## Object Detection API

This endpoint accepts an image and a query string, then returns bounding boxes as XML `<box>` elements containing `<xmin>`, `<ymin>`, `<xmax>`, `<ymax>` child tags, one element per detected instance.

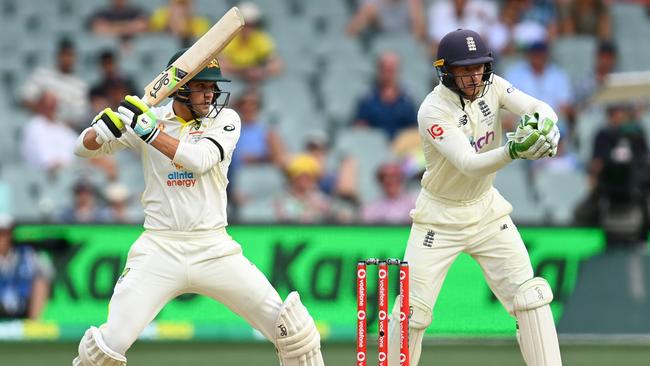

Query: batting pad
<box><xmin>275</xmin><ymin>291</ymin><xmax>324</xmax><ymax>366</ymax></box>
<box><xmin>387</xmin><ymin>295</ymin><xmax>432</xmax><ymax>366</ymax></box>
<box><xmin>513</xmin><ymin>277</ymin><xmax>562</xmax><ymax>366</ymax></box>
<box><xmin>74</xmin><ymin>326</ymin><xmax>126</xmax><ymax>366</ymax></box>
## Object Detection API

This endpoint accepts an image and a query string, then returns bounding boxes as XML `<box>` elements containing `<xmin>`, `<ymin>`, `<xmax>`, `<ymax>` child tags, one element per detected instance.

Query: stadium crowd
<box><xmin>0</xmin><ymin>0</ymin><xmax>649</xmax><ymax>227</ymax></box>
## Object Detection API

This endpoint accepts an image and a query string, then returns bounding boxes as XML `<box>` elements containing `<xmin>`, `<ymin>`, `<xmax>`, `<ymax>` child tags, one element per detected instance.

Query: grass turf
<box><xmin>1</xmin><ymin>341</ymin><xmax>649</xmax><ymax>365</ymax></box>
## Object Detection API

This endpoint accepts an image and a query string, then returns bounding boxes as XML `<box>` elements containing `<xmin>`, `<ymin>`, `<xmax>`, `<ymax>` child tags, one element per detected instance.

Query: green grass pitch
<box><xmin>1</xmin><ymin>341</ymin><xmax>649</xmax><ymax>365</ymax></box>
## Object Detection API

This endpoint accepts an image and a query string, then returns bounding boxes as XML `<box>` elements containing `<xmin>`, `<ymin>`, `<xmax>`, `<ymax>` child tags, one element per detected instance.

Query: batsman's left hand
<box><xmin>117</xmin><ymin>95</ymin><xmax>160</xmax><ymax>144</ymax></box>
<box><xmin>91</xmin><ymin>108</ymin><xmax>124</xmax><ymax>144</ymax></box>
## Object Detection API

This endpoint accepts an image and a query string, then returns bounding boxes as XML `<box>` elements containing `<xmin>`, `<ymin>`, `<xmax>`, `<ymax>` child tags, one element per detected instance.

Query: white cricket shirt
<box><xmin>75</xmin><ymin>102</ymin><xmax>240</xmax><ymax>231</ymax></box>
<box><xmin>418</xmin><ymin>74</ymin><xmax>557</xmax><ymax>202</ymax></box>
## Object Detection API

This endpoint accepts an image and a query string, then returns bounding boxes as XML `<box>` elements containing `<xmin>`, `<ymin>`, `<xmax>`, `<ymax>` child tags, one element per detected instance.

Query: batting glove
<box><xmin>117</xmin><ymin>95</ymin><xmax>160</xmax><ymax>144</ymax></box>
<box><xmin>506</xmin><ymin>114</ymin><xmax>552</xmax><ymax>160</ymax></box>
<box><xmin>91</xmin><ymin>108</ymin><xmax>125</xmax><ymax>144</ymax></box>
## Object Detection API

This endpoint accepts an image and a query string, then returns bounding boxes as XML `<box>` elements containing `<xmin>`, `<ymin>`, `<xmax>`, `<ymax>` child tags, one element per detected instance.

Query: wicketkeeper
<box><xmin>387</xmin><ymin>29</ymin><xmax>562</xmax><ymax>366</ymax></box>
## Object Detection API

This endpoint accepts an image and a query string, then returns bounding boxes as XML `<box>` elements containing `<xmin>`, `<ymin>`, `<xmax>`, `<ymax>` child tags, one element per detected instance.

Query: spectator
<box><xmin>99</xmin><ymin>182</ymin><xmax>139</xmax><ymax>223</ymax></box>
<box><xmin>509</xmin><ymin>0</ymin><xmax>558</xmax><ymax>46</ymax></box>
<box><xmin>230</xmin><ymin>88</ymin><xmax>286</xmax><ymax>171</ymax></box>
<box><xmin>574</xmin><ymin>41</ymin><xmax>618</xmax><ymax>109</ymax></box>
<box><xmin>391</xmin><ymin>127</ymin><xmax>426</xmax><ymax>183</ymax></box>
<box><xmin>352</xmin><ymin>51</ymin><xmax>417</xmax><ymax>141</ymax></box>
<box><xmin>576</xmin><ymin>103</ymin><xmax>650</xmax><ymax>248</ymax></box>
<box><xmin>303</xmin><ymin>130</ymin><xmax>358</xmax><ymax>199</ymax></box>
<box><xmin>220</xmin><ymin>2</ymin><xmax>283</xmax><ymax>84</ymax></box>
<box><xmin>361</xmin><ymin>162</ymin><xmax>417</xmax><ymax>224</ymax></box>
<box><xmin>558</xmin><ymin>0</ymin><xmax>611</xmax><ymax>40</ymax></box>
<box><xmin>87</xmin><ymin>0</ymin><xmax>148</xmax><ymax>43</ymax></box>
<box><xmin>20</xmin><ymin>91</ymin><xmax>78</xmax><ymax>175</ymax></box>
<box><xmin>427</xmin><ymin>0</ymin><xmax>504</xmax><ymax>54</ymax></box>
<box><xmin>0</xmin><ymin>215</ymin><xmax>54</xmax><ymax>319</ymax></box>
<box><xmin>273</xmin><ymin>154</ymin><xmax>331</xmax><ymax>223</ymax></box>
<box><xmin>57</xmin><ymin>180</ymin><xmax>104</xmax><ymax>223</ymax></box>
<box><xmin>149</xmin><ymin>0</ymin><xmax>210</xmax><ymax>47</ymax></box>
<box><xmin>504</xmin><ymin>41</ymin><xmax>574</xmax><ymax>136</ymax></box>
<box><xmin>590</xmin><ymin>104</ymin><xmax>648</xmax><ymax>194</ymax></box>
<box><xmin>90</xmin><ymin>50</ymin><xmax>138</xmax><ymax>110</ymax></box>
<box><xmin>20</xmin><ymin>38</ymin><xmax>89</xmax><ymax>130</ymax></box>
<box><xmin>346</xmin><ymin>0</ymin><xmax>426</xmax><ymax>40</ymax></box>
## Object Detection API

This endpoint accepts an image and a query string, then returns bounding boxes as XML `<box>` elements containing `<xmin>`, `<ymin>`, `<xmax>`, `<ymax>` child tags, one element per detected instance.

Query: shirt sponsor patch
<box><xmin>167</xmin><ymin>171</ymin><xmax>197</xmax><ymax>187</ymax></box>
<box><xmin>427</xmin><ymin>124</ymin><xmax>444</xmax><ymax>140</ymax></box>
<box><xmin>470</xmin><ymin>130</ymin><xmax>495</xmax><ymax>152</ymax></box>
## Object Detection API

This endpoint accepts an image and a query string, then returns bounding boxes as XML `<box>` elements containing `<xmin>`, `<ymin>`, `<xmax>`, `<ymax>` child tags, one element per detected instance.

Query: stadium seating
<box><xmin>1</xmin><ymin>0</ymin><xmax>648</xmax><ymax>225</ymax></box>
<box><xmin>233</xmin><ymin>165</ymin><xmax>286</xmax><ymax>223</ymax></box>
<box><xmin>333</xmin><ymin>128</ymin><xmax>390</xmax><ymax>203</ymax></box>
<box><xmin>493</xmin><ymin>163</ymin><xmax>546</xmax><ymax>223</ymax></box>
<box><xmin>535</xmin><ymin>170</ymin><xmax>588</xmax><ymax>225</ymax></box>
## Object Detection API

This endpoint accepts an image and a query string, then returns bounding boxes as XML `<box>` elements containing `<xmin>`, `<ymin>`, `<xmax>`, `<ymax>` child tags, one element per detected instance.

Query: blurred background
<box><xmin>1</xmin><ymin>0</ymin><xmax>650</xmax><ymax>364</ymax></box>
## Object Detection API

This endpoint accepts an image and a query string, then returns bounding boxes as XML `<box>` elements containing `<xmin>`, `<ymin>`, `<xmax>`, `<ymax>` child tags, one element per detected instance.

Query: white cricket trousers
<box><xmin>99</xmin><ymin>229</ymin><xmax>283</xmax><ymax>355</ymax></box>
<box><xmin>406</xmin><ymin>188</ymin><xmax>534</xmax><ymax>314</ymax></box>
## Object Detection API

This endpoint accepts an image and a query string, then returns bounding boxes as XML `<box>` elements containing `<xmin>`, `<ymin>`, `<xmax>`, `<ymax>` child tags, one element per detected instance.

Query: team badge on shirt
<box><xmin>478</xmin><ymin>100</ymin><xmax>491</xmax><ymax>117</ymax></box>
<box><xmin>189</xmin><ymin>130</ymin><xmax>204</xmax><ymax>143</ymax></box>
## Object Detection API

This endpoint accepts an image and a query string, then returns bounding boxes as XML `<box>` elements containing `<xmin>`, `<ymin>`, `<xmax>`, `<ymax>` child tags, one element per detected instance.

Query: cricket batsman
<box><xmin>71</xmin><ymin>49</ymin><xmax>324</xmax><ymax>366</ymax></box>
<box><xmin>387</xmin><ymin>29</ymin><xmax>562</xmax><ymax>365</ymax></box>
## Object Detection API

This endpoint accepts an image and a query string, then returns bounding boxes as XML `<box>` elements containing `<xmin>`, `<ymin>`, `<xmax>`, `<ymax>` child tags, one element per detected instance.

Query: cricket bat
<box><xmin>142</xmin><ymin>7</ymin><xmax>245</xmax><ymax>106</ymax></box>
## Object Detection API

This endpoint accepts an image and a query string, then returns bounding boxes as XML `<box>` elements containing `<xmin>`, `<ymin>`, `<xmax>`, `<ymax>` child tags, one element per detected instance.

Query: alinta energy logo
<box><xmin>167</xmin><ymin>170</ymin><xmax>197</xmax><ymax>187</ymax></box>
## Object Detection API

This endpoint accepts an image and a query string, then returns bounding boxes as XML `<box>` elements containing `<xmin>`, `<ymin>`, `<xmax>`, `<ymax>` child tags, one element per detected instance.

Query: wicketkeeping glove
<box><xmin>117</xmin><ymin>95</ymin><xmax>160</xmax><ymax>144</ymax></box>
<box><xmin>91</xmin><ymin>108</ymin><xmax>125</xmax><ymax>144</ymax></box>
<box><xmin>506</xmin><ymin>114</ymin><xmax>553</xmax><ymax>160</ymax></box>
<box><xmin>533</xmin><ymin>113</ymin><xmax>560</xmax><ymax>157</ymax></box>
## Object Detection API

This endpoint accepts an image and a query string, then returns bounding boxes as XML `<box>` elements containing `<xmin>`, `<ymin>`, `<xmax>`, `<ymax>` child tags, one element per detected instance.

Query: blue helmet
<box><xmin>434</xmin><ymin>29</ymin><xmax>494</xmax><ymax>98</ymax></box>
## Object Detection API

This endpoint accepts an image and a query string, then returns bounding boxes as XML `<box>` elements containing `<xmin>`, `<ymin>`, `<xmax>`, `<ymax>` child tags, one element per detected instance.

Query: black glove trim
<box><xmin>119</xmin><ymin>101</ymin><xmax>143</xmax><ymax>125</ymax></box>
<box><xmin>100</xmin><ymin>113</ymin><xmax>122</xmax><ymax>138</ymax></box>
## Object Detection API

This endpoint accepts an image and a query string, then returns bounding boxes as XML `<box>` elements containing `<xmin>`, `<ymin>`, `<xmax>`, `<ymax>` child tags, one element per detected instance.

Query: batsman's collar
<box><xmin>175</xmin><ymin>115</ymin><xmax>198</xmax><ymax>127</ymax></box>
<box><xmin>164</xmin><ymin>103</ymin><xmax>198</xmax><ymax>127</ymax></box>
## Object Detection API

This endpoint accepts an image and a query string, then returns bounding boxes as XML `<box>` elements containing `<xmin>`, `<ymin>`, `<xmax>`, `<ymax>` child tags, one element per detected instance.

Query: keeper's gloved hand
<box><xmin>117</xmin><ymin>95</ymin><xmax>160</xmax><ymax>144</ymax></box>
<box><xmin>506</xmin><ymin>114</ymin><xmax>553</xmax><ymax>160</ymax></box>
<box><xmin>91</xmin><ymin>108</ymin><xmax>124</xmax><ymax>144</ymax></box>
<box><xmin>533</xmin><ymin>112</ymin><xmax>560</xmax><ymax>157</ymax></box>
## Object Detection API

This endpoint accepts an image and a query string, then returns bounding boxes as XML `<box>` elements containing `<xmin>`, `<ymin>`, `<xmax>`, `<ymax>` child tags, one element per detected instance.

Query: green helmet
<box><xmin>167</xmin><ymin>48</ymin><xmax>231</xmax><ymax>84</ymax></box>
<box><xmin>167</xmin><ymin>48</ymin><xmax>231</xmax><ymax>118</ymax></box>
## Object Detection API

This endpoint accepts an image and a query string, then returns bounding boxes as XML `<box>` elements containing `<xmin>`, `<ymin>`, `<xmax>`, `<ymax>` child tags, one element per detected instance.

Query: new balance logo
<box><xmin>457</xmin><ymin>114</ymin><xmax>468</xmax><ymax>127</ymax></box>
<box><xmin>423</xmin><ymin>230</ymin><xmax>435</xmax><ymax>247</ymax></box>
<box><xmin>466</xmin><ymin>37</ymin><xmax>476</xmax><ymax>51</ymax></box>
